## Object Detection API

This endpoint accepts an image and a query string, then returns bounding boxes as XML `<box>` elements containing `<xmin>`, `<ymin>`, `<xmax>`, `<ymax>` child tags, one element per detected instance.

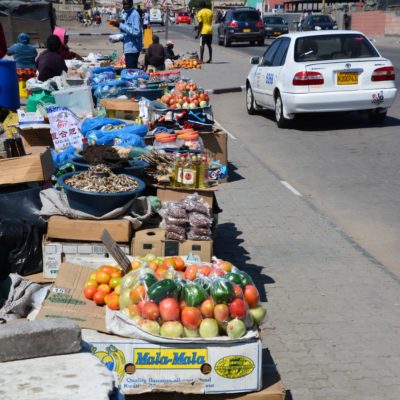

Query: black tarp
<box><xmin>0</xmin><ymin>1</ymin><xmax>52</xmax><ymax>20</ymax></box>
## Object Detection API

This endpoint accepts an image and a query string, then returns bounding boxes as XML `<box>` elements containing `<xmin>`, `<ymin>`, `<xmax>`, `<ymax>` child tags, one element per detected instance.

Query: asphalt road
<box><xmin>171</xmin><ymin>23</ymin><xmax>400</xmax><ymax>276</ymax></box>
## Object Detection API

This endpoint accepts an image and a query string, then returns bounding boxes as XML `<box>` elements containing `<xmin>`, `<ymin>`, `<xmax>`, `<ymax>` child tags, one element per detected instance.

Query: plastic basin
<box><xmin>58</xmin><ymin>172</ymin><xmax>146</xmax><ymax>216</ymax></box>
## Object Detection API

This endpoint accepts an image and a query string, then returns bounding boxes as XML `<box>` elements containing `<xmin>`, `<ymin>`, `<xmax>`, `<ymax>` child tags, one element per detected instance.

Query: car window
<box><xmin>264</xmin><ymin>17</ymin><xmax>285</xmax><ymax>24</ymax></box>
<box><xmin>294</xmin><ymin>34</ymin><xmax>379</xmax><ymax>62</ymax></box>
<box><xmin>179</xmin><ymin>12</ymin><xmax>189</xmax><ymax>16</ymax></box>
<box><xmin>272</xmin><ymin>38</ymin><xmax>290</xmax><ymax>66</ymax></box>
<box><xmin>261</xmin><ymin>40</ymin><xmax>282</xmax><ymax>67</ymax></box>
<box><xmin>233</xmin><ymin>11</ymin><xmax>260</xmax><ymax>22</ymax></box>
<box><xmin>310</xmin><ymin>15</ymin><xmax>332</xmax><ymax>23</ymax></box>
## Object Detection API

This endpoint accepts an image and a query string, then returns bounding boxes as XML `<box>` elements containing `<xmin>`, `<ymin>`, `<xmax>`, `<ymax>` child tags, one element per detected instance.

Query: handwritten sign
<box><xmin>46</xmin><ymin>106</ymin><xmax>84</xmax><ymax>151</ymax></box>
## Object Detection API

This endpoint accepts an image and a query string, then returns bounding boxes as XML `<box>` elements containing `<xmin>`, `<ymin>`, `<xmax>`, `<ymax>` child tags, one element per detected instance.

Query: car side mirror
<box><xmin>250</xmin><ymin>56</ymin><xmax>260</xmax><ymax>65</ymax></box>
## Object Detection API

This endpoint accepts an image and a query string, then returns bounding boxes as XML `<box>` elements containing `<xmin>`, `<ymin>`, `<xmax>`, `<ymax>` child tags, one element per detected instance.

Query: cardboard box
<box><xmin>47</xmin><ymin>216</ymin><xmax>133</xmax><ymax>243</ymax></box>
<box><xmin>100</xmin><ymin>98</ymin><xmax>140</xmax><ymax>120</ymax></box>
<box><xmin>132</xmin><ymin>229</ymin><xmax>213</xmax><ymax>262</ymax></box>
<box><xmin>82</xmin><ymin>329</ymin><xmax>262</xmax><ymax>395</ymax></box>
<box><xmin>18</xmin><ymin>126</ymin><xmax>53</xmax><ymax>148</ymax></box>
<box><xmin>42</xmin><ymin>236</ymin><xmax>130</xmax><ymax>279</ymax></box>
<box><xmin>36</xmin><ymin>262</ymin><xmax>106</xmax><ymax>332</ymax></box>
<box><xmin>200</xmin><ymin>130</ymin><xmax>228</xmax><ymax>166</ymax></box>
<box><xmin>155</xmin><ymin>184</ymin><xmax>217</xmax><ymax>208</ymax></box>
<box><xmin>0</xmin><ymin>147</ymin><xmax>54</xmax><ymax>185</ymax></box>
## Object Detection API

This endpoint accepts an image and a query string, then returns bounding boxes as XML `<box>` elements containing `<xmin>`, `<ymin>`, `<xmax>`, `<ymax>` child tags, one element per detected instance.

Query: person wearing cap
<box><xmin>164</xmin><ymin>40</ymin><xmax>179</xmax><ymax>61</ymax></box>
<box><xmin>53</xmin><ymin>27</ymin><xmax>83</xmax><ymax>60</ymax></box>
<box><xmin>145</xmin><ymin>35</ymin><xmax>165</xmax><ymax>70</ymax></box>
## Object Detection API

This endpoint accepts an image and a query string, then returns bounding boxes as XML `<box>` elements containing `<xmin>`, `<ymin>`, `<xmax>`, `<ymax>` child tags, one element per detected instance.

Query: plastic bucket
<box><xmin>0</xmin><ymin>60</ymin><xmax>20</xmax><ymax>110</ymax></box>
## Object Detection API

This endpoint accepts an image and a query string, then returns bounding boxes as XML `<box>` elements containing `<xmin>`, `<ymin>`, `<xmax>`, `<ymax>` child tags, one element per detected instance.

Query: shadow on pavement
<box><xmin>214</xmin><ymin>222</ymin><xmax>274</xmax><ymax>303</ymax></box>
<box><xmin>260</xmin><ymin>109</ymin><xmax>400</xmax><ymax>131</ymax></box>
<box><xmin>227</xmin><ymin>162</ymin><xmax>245</xmax><ymax>183</ymax></box>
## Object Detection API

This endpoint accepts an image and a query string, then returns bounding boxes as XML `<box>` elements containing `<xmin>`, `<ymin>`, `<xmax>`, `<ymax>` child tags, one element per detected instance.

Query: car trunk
<box><xmin>304</xmin><ymin>58</ymin><xmax>391</xmax><ymax>93</ymax></box>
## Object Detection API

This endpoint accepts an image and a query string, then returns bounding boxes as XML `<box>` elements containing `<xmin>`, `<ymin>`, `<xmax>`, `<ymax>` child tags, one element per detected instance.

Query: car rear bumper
<box><xmin>283</xmin><ymin>88</ymin><xmax>398</xmax><ymax>114</ymax></box>
<box><xmin>229</xmin><ymin>32</ymin><xmax>264</xmax><ymax>41</ymax></box>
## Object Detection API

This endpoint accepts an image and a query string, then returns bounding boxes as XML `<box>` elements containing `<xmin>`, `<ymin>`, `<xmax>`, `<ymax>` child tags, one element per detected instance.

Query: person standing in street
<box><xmin>196</xmin><ymin>1</ymin><xmax>213</xmax><ymax>64</ymax></box>
<box><xmin>111</xmin><ymin>0</ymin><xmax>142</xmax><ymax>69</ymax></box>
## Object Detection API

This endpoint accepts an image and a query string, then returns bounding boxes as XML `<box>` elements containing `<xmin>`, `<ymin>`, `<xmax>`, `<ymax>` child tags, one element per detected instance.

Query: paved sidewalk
<box><xmin>215</xmin><ymin>139</ymin><xmax>400</xmax><ymax>399</ymax></box>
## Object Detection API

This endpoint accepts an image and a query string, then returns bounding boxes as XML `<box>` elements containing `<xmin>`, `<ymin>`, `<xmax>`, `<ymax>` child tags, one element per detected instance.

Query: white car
<box><xmin>149</xmin><ymin>8</ymin><xmax>164</xmax><ymax>25</ymax></box>
<box><xmin>245</xmin><ymin>30</ymin><xmax>398</xmax><ymax>128</ymax></box>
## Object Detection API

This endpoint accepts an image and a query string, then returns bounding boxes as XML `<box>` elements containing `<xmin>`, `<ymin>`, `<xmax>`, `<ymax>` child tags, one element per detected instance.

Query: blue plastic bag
<box><xmin>93</xmin><ymin>80</ymin><xmax>132</xmax><ymax>99</ymax></box>
<box><xmin>91</xmin><ymin>66</ymin><xmax>115</xmax><ymax>74</ymax></box>
<box><xmin>120</xmin><ymin>68</ymin><xmax>149</xmax><ymax>81</ymax></box>
<box><xmin>51</xmin><ymin>146</ymin><xmax>76</xmax><ymax>168</ymax></box>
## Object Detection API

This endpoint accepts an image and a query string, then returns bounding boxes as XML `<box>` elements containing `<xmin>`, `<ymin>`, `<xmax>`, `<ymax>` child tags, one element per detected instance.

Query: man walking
<box><xmin>111</xmin><ymin>0</ymin><xmax>142</xmax><ymax>69</ymax></box>
<box><xmin>196</xmin><ymin>2</ymin><xmax>213</xmax><ymax>64</ymax></box>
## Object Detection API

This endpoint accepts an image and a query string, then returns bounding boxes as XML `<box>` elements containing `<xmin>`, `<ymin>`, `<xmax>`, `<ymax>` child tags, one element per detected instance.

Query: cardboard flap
<box><xmin>36</xmin><ymin>263</ymin><xmax>106</xmax><ymax>332</ymax></box>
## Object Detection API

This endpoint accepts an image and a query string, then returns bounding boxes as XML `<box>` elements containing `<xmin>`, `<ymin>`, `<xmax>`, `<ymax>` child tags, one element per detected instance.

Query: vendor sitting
<box><xmin>36</xmin><ymin>35</ymin><xmax>68</xmax><ymax>82</ymax></box>
<box><xmin>7</xmin><ymin>33</ymin><xmax>37</xmax><ymax>80</ymax></box>
<box><xmin>53</xmin><ymin>27</ymin><xmax>84</xmax><ymax>61</ymax></box>
<box><xmin>144</xmin><ymin>35</ymin><xmax>165</xmax><ymax>71</ymax></box>
<box><xmin>164</xmin><ymin>40</ymin><xmax>179</xmax><ymax>61</ymax></box>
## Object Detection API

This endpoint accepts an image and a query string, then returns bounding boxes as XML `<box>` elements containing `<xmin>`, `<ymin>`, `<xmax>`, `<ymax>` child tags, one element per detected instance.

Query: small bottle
<box><xmin>81</xmin><ymin>137</ymin><xmax>89</xmax><ymax>152</ymax></box>
<box><xmin>176</xmin><ymin>154</ymin><xmax>185</xmax><ymax>187</ymax></box>
<box><xmin>198</xmin><ymin>155</ymin><xmax>209</xmax><ymax>189</ymax></box>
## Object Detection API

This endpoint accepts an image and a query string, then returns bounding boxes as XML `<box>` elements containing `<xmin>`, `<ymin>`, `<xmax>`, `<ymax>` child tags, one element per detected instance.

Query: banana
<box><xmin>107</xmin><ymin>345</ymin><xmax>126</xmax><ymax>382</ymax></box>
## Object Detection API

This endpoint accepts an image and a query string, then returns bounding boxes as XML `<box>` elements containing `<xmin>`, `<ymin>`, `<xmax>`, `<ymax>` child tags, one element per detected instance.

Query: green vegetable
<box><xmin>210</xmin><ymin>279</ymin><xmax>234</xmax><ymax>304</ymax></box>
<box><xmin>143</xmin><ymin>273</ymin><xmax>157</xmax><ymax>289</ymax></box>
<box><xmin>225</xmin><ymin>272</ymin><xmax>243</xmax><ymax>287</ymax></box>
<box><xmin>194</xmin><ymin>277</ymin><xmax>211</xmax><ymax>293</ymax></box>
<box><xmin>182</xmin><ymin>283</ymin><xmax>207</xmax><ymax>307</ymax></box>
<box><xmin>236</xmin><ymin>270</ymin><xmax>254</xmax><ymax>286</ymax></box>
<box><xmin>147</xmin><ymin>279</ymin><xmax>179</xmax><ymax>303</ymax></box>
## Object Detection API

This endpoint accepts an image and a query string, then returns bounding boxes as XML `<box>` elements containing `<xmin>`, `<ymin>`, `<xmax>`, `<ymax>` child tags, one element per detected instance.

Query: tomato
<box><xmin>210</xmin><ymin>268</ymin><xmax>226</xmax><ymax>277</ymax></box>
<box><xmin>85</xmin><ymin>279</ymin><xmax>98</xmax><ymax>289</ymax></box>
<box><xmin>162</xmin><ymin>257</ymin><xmax>176</xmax><ymax>270</ymax></box>
<box><xmin>159</xmin><ymin>297</ymin><xmax>180</xmax><ymax>321</ymax></box>
<box><xmin>129</xmin><ymin>285</ymin><xmax>146</xmax><ymax>304</ymax></box>
<box><xmin>244</xmin><ymin>285</ymin><xmax>260</xmax><ymax>308</ymax></box>
<box><xmin>172</xmin><ymin>257</ymin><xmax>185</xmax><ymax>271</ymax></box>
<box><xmin>229</xmin><ymin>298</ymin><xmax>247</xmax><ymax>319</ymax></box>
<box><xmin>109</xmin><ymin>276</ymin><xmax>121</xmax><ymax>289</ymax></box>
<box><xmin>109</xmin><ymin>270</ymin><xmax>123</xmax><ymax>278</ymax></box>
<box><xmin>93</xmin><ymin>290</ymin><xmax>106</xmax><ymax>306</ymax></box>
<box><xmin>181</xmin><ymin>307</ymin><xmax>202</xmax><ymax>329</ymax></box>
<box><xmin>198</xmin><ymin>265</ymin><xmax>212</xmax><ymax>276</ymax></box>
<box><xmin>179</xmin><ymin>299</ymin><xmax>187</xmax><ymax>311</ymax></box>
<box><xmin>106</xmin><ymin>293</ymin><xmax>120</xmax><ymax>311</ymax></box>
<box><xmin>214</xmin><ymin>303</ymin><xmax>229</xmax><ymax>322</ymax></box>
<box><xmin>142</xmin><ymin>301</ymin><xmax>160</xmax><ymax>320</ymax></box>
<box><xmin>184</xmin><ymin>265</ymin><xmax>198</xmax><ymax>281</ymax></box>
<box><xmin>200</xmin><ymin>299</ymin><xmax>215</xmax><ymax>318</ymax></box>
<box><xmin>95</xmin><ymin>271</ymin><xmax>111</xmax><ymax>285</ymax></box>
<box><xmin>155</xmin><ymin>266</ymin><xmax>168</xmax><ymax>280</ymax></box>
<box><xmin>84</xmin><ymin>285</ymin><xmax>96</xmax><ymax>300</ymax></box>
<box><xmin>232</xmin><ymin>284</ymin><xmax>243</xmax><ymax>298</ymax></box>
<box><xmin>98</xmin><ymin>265</ymin><xmax>116</xmax><ymax>275</ymax></box>
<box><xmin>148</xmin><ymin>261</ymin><xmax>159</xmax><ymax>271</ymax></box>
<box><xmin>97</xmin><ymin>284</ymin><xmax>111</xmax><ymax>295</ymax></box>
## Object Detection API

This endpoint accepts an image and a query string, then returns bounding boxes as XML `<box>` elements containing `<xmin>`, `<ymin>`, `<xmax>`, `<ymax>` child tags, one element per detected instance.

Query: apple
<box><xmin>248</xmin><ymin>305</ymin><xmax>267</xmax><ymax>325</ymax></box>
<box><xmin>189</xmin><ymin>102</ymin><xmax>196</xmax><ymax>109</ymax></box>
<box><xmin>226</xmin><ymin>318</ymin><xmax>246</xmax><ymax>339</ymax></box>
<box><xmin>139</xmin><ymin>319</ymin><xmax>161</xmax><ymax>335</ymax></box>
<box><xmin>184</xmin><ymin>327</ymin><xmax>200</xmax><ymax>338</ymax></box>
<box><xmin>160</xmin><ymin>321</ymin><xmax>184</xmax><ymax>338</ymax></box>
<box><xmin>199</xmin><ymin>100</ymin><xmax>208</xmax><ymax>108</ymax></box>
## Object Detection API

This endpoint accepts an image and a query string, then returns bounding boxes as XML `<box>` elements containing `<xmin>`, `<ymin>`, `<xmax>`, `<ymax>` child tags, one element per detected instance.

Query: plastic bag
<box><xmin>189</xmin><ymin>212</ymin><xmax>212</xmax><ymax>228</ymax></box>
<box><xmin>121</xmin><ymin>69</ymin><xmax>149</xmax><ymax>81</ymax></box>
<box><xmin>51</xmin><ymin>146</ymin><xmax>76</xmax><ymax>168</ymax></box>
<box><xmin>93</xmin><ymin>80</ymin><xmax>132</xmax><ymax>100</ymax></box>
<box><xmin>90</xmin><ymin>71</ymin><xmax>116</xmax><ymax>85</ymax></box>
<box><xmin>0</xmin><ymin>186</ymin><xmax>46</xmax><ymax>278</ymax></box>
<box><xmin>26</xmin><ymin>90</ymin><xmax>55</xmax><ymax>112</ymax></box>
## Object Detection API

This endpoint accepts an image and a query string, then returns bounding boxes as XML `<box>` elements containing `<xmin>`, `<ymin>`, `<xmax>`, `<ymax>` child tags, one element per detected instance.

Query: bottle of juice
<box><xmin>182</xmin><ymin>155</ymin><xmax>196</xmax><ymax>189</ymax></box>
<box><xmin>198</xmin><ymin>155</ymin><xmax>209</xmax><ymax>189</ymax></box>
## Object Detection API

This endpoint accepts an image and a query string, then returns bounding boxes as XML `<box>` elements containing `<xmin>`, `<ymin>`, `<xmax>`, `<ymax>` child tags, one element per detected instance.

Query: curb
<box><xmin>207</xmin><ymin>85</ymin><xmax>245</xmax><ymax>95</ymax></box>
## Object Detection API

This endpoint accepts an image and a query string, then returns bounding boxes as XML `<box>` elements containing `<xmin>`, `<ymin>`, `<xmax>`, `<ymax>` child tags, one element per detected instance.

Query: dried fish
<box><xmin>65</xmin><ymin>164</ymin><xmax>140</xmax><ymax>193</ymax></box>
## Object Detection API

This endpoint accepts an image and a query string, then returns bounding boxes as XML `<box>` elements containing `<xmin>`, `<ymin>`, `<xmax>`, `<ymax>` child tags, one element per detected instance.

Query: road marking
<box><xmin>214</xmin><ymin>119</ymin><xmax>237</xmax><ymax>140</ymax></box>
<box><xmin>280</xmin><ymin>180</ymin><xmax>302</xmax><ymax>196</ymax></box>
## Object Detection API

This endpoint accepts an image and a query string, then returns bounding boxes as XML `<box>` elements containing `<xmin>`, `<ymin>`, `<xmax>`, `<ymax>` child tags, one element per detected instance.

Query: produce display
<box><xmin>158</xmin><ymin>81</ymin><xmax>210</xmax><ymax>109</ymax></box>
<box><xmin>65</xmin><ymin>164</ymin><xmax>140</xmax><ymax>192</ymax></box>
<box><xmin>169</xmin><ymin>59</ymin><xmax>201</xmax><ymax>69</ymax></box>
<box><xmin>115</xmin><ymin>255</ymin><xmax>266</xmax><ymax>339</ymax></box>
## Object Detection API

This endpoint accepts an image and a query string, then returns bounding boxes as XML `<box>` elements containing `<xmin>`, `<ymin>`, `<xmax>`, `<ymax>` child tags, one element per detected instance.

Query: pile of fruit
<box><xmin>118</xmin><ymin>254</ymin><xmax>266</xmax><ymax>339</ymax></box>
<box><xmin>158</xmin><ymin>81</ymin><xmax>210</xmax><ymax>110</ymax></box>
<box><xmin>83</xmin><ymin>265</ymin><xmax>123</xmax><ymax>310</ymax></box>
<box><xmin>169</xmin><ymin>59</ymin><xmax>201</xmax><ymax>69</ymax></box>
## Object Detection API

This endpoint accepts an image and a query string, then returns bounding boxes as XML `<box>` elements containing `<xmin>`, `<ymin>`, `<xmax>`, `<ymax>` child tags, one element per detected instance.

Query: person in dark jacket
<box><xmin>145</xmin><ymin>35</ymin><xmax>165</xmax><ymax>70</ymax></box>
<box><xmin>0</xmin><ymin>22</ymin><xmax>6</xmax><ymax>58</ymax></box>
<box><xmin>36</xmin><ymin>35</ymin><xmax>68</xmax><ymax>82</ymax></box>
<box><xmin>164</xmin><ymin>40</ymin><xmax>179</xmax><ymax>60</ymax></box>
<box><xmin>7</xmin><ymin>33</ymin><xmax>37</xmax><ymax>69</ymax></box>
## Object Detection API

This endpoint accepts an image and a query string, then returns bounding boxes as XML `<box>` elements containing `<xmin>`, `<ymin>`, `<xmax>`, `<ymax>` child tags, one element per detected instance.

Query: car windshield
<box><xmin>294</xmin><ymin>34</ymin><xmax>380</xmax><ymax>62</ymax></box>
<box><xmin>179</xmin><ymin>12</ymin><xmax>189</xmax><ymax>16</ymax></box>
<box><xmin>264</xmin><ymin>17</ymin><xmax>285</xmax><ymax>24</ymax></box>
<box><xmin>233</xmin><ymin>11</ymin><xmax>260</xmax><ymax>22</ymax></box>
<box><xmin>310</xmin><ymin>15</ymin><xmax>332</xmax><ymax>23</ymax></box>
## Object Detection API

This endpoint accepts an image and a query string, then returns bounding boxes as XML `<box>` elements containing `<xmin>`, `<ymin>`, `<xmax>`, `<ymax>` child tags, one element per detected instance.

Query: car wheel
<box><xmin>257</xmin><ymin>38</ymin><xmax>264</xmax><ymax>46</ymax></box>
<box><xmin>368</xmin><ymin>110</ymin><xmax>387</xmax><ymax>124</ymax></box>
<box><xmin>246</xmin><ymin>85</ymin><xmax>258</xmax><ymax>115</ymax></box>
<box><xmin>275</xmin><ymin>93</ymin><xmax>290</xmax><ymax>128</ymax></box>
<box><xmin>224</xmin><ymin>33</ymin><xmax>231</xmax><ymax>47</ymax></box>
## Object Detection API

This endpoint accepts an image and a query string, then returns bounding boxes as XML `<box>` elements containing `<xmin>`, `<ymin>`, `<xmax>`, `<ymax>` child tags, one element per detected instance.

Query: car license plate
<box><xmin>243</xmin><ymin>28</ymin><xmax>251</xmax><ymax>32</ymax></box>
<box><xmin>274</xmin><ymin>32</ymin><xmax>280</xmax><ymax>35</ymax></box>
<box><xmin>337</xmin><ymin>72</ymin><xmax>358</xmax><ymax>85</ymax></box>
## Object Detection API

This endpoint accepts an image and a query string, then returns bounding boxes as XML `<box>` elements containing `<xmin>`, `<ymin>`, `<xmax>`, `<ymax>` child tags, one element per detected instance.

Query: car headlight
<box><xmin>315</xmin><ymin>26</ymin><xmax>321</xmax><ymax>30</ymax></box>
<box><xmin>333</xmin><ymin>25</ymin><xmax>338</xmax><ymax>29</ymax></box>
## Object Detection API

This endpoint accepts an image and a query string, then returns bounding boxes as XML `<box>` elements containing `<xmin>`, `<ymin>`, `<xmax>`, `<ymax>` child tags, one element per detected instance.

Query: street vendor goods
<box><xmin>115</xmin><ymin>255</ymin><xmax>266</xmax><ymax>339</ymax></box>
<box><xmin>159</xmin><ymin>81</ymin><xmax>209</xmax><ymax>109</ymax></box>
<box><xmin>64</xmin><ymin>165</ymin><xmax>140</xmax><ymax>193</ymax></box>
<box><xmin>170</xmin><ymin>59</ymin><xmax>201</xmax><ymax>69</ymax></box>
